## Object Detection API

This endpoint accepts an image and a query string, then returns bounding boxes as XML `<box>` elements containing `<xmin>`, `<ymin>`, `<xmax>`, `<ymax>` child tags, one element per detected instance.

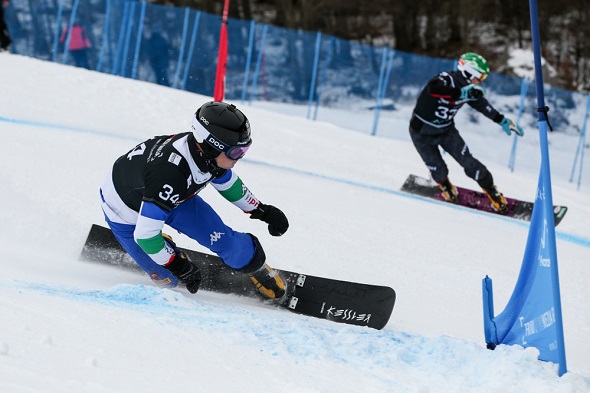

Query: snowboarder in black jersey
<box><xmin>409</xmin><ymin>52</ymin><xmax>525</xmax><ymax>211</ymax></box>
<box><xmin>100</xmin><ymin>101</ymin><xmax>289</xmax><ymax>299</ymax></box>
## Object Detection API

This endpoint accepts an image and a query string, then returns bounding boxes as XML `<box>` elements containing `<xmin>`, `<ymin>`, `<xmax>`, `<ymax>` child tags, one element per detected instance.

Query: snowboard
<box><xmin>400</xmin><ymin>174</ymin><xmax>568</xmax><ymax>226</ymax></box>
<box><xmin>80</xmin><ymin>224</ymin><xmax>396</xmax><ymax>330</ymax></box>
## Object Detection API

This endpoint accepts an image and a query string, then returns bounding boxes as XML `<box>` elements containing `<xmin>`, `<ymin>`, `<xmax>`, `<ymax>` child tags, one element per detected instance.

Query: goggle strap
<box><xmin>192</xmin><ymin>120</ymin><xmax>210</xmax><ymax>143</ymax></box>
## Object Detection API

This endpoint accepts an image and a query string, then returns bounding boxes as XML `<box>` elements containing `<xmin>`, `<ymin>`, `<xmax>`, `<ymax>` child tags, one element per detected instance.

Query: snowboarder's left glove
<box><xmin>162</xmin><ymin>233</ymin><xmax>202</xmax><ymax>294</ymax></box>
<box><xmin>499</xmin><ymin>117</ymin><xmax>525</xmax><ymax>137</ymax></box>
<box><xmin>250</xmin><ymin>203</ymin><xmax>289</xmax><ymax>236</ymax></box>
<box><xmin>459</xmin><ymin>84</ymin><xmax>485</xmax><ymax>100</ymax></box>
<box><xmin>165</xmin><ymin>251</ymin><xmax>202</xmax><ymax>294</ymax></box>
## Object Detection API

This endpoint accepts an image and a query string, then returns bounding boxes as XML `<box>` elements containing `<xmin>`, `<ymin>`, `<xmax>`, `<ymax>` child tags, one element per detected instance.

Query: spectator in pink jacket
<box><xmin>59</xmin><ymin>21</ymin><xmax>91</xmax><ymax>69</ymax></box>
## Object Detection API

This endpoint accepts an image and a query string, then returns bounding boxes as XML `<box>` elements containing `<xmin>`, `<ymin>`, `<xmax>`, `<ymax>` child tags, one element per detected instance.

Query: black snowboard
<box><xmin>401</xmin><ymin>174</ymin><xmax>568</xmax><ymax>226</ymax></box>
<box><xmin>80</xmin><ymin>224</ymin><xmax>396</xmax><ymax>330</ymax></box>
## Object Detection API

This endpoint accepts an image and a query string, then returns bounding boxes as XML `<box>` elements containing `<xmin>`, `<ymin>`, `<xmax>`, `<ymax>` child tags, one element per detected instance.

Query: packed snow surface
<box><xmin>0</xmin><ymin>54</ymin><xmax>588</xmax><ymax>392</ymax></box>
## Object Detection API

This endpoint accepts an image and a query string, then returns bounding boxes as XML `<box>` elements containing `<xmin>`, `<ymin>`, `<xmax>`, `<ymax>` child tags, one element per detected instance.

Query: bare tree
<box><xmin>147</xmin><ymin>0</ymin><xmax>590</xmax><ymax>91</ymax></box>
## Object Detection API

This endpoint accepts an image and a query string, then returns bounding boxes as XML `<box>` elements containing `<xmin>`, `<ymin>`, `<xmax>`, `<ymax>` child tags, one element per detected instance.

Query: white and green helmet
<box><xmin>457</xmin><ymin>52</ymin><xmax>490</xmax><ymax>81</ymax></box>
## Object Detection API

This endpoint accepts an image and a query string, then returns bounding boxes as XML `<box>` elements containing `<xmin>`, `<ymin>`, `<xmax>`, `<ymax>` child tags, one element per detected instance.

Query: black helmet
<box><xmin>192</xmin><ymin>101</ymin><xmax>252</xmax><ymax>160</ymax></box>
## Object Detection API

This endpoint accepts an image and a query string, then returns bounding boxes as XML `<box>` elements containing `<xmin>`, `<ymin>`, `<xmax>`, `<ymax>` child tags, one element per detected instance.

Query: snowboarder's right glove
<box><xmin>459</xmin><ymin>84</ymin><xmax>485</xmax><ymax>101</ymax></box>
<box><xmin>162</xmin><ymin>234</ymin><xmax>202</xmax><ymax>294</ymax></box>
<box><xmin>499</xmin><ymin>116</ymin><xmax>525</xmax><ymax>137</ymax></box>
<box><xmin>250</xmin><ymin>203</ymin><xmax>289</xmax><ymax>237</ymax></box>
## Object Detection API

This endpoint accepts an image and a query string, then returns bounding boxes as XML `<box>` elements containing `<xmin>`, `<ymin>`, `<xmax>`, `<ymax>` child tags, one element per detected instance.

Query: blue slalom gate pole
<box><xmin>52</xmin><ymin>1</ymin><xmax>65</xmax><ymax>63</ymax></box>
<box><xmin>248</xmin><ymin>24</ymin><xmax>268</xmax><ymax>105</ymax></box>
<box><xmin>96</xmin><ymin>0</ymin><xmax>112</xmax><ymax>72</ymax></box>
<box><xmin>371</xmin><ymin>49</ymin><xmax>394</xmax><ymax>136</ymax></box>
<box><xmin>529</xmin><ymin>0</ymin><xmax>567</xmax><ymax>376</ymax></box>
<box><xmin>180</xmin><ymin>11</ymin><xmax>201</xmax><ymax>91</ymax></box>
<box><xmin>112</xmin><ymin>1</ymin><xmax>130</xmax><ymax>75</ymax></box>
<box><xmin>312</xmin><ymin>36</ymin><xmax>334</xmax><ymax>121</ymax></box>
<box><xmin>119</xmin><ymin>1</ymin><xmax>137</xmax><ymax>77</ymax></box>
<box><xmin>370</xmin><ymin>48</ymin><xmax>388</xmax><ymax>136</ymax></box>
<box><xmin>508</xmin><ymin>77</ymin><xmax>531</xmax><ymax>172</ymax></box>
<box><xmin>130</xmin><ymin>1</ymin><xmax>146</xmax><ymax>80</ymax></box>
<box><xmin>172</xmin><ymin>8</ymin><xmax>191</xmax><ymax>88</ymax></box>
<box><xmin>569</xmin><ymin>95</ymin><xmax>589</xmax><ymax>190</ymax></box>
<box><xmin>61</xmin><ymin>0</ymin><xmax>81</xmax><ymax>65</ymax></box>
<box><xmin>240</xmin><ymin>20</ymin><xmax>256</xmax><ymax>103</ymax></box>
<box><xmin>482</xmin><ymin>1</ymin><xmax>568</xmax><ymax>378</ymax></box>
<box><xmin>306</xmin><ymin>32</ymin><xmax>321</xmax><ymax>119</ymax></box>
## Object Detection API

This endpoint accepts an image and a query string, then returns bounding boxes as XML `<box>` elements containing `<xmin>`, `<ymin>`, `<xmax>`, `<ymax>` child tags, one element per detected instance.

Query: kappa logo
<box><xmin>210</xmin><ymin>231</ymin><xmax>225</xmax><ymax>245</ymax></box>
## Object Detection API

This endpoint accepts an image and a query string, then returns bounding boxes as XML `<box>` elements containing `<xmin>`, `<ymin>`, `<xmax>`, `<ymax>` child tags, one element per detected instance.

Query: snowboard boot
<box><xmin>249</xmin><ymin>263</ymin><xmax>286</xmax><ymax>301</ymax></box>
<box><xmin>482</xmin><ymin>185</ymin><xmax>508</xmax><ymax>212</ymax></box>
<box><xmin>438</xmin><ymin>178</ymin><xmax>458</xmax><ymax>203</ymax></box>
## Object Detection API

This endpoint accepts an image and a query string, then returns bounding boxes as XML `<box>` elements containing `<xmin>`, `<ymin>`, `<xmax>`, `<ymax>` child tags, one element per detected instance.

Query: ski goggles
<box><xmin>476</xmin><ymin>73</ymin><xmax>488</xmax><ymax>82</ymax></box>
<box><xmin>458</xmin><ymin>59</ymin><xmax>488</xmax><ymax>82</ymax></box>
<box><xmin>467</xmin><ymin>69</ymin><xmax>488</xmax><ymax>82</ymax></box>
<box><xmin>192</xmin><ymin>120</ymin><xmax>251</xmax><ymax>160</ymax></box>
<box><xmin>222</xmin><ymin>140</ymin><xmax>251</xmax><ymax>160</ymax></box>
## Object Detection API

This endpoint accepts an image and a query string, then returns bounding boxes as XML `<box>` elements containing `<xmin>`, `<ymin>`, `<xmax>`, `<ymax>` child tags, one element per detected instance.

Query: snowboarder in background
<box><xmin>408</xmin><ymin>52</ymin><xmax>524</xmax><ymax>211</ymax></box>
<box><xmin>99</xmin><ymin>101</ymin><xmax>289</xmax><ymax>299</ymax></box>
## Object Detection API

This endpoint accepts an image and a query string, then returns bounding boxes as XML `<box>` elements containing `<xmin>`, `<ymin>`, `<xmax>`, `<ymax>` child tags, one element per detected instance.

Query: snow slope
<box><xmin>0</xmin><ymin>54</ymin><xmax>589</xmax><ymax>393</ymax></box>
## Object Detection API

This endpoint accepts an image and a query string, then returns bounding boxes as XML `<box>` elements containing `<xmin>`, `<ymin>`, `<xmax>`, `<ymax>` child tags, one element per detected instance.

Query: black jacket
<box><xmin>411</xmin><ymin>70</ymin><xmax>503</xmax><ymax>135</ymax></box>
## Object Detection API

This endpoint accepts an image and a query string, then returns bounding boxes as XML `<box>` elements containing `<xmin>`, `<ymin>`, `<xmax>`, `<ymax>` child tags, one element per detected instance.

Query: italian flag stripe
<box><xmin>136</xmin><ymin>232</ymin><xmax>165</xmax><ymax>255</ymax></box>
<box><xmin>217</xmin><ymin>177</ymin><xmax>245</xmax><ymax>202</ymax></box>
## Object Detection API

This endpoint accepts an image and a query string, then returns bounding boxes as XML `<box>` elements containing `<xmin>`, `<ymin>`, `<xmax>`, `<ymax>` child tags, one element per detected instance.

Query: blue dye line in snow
<box><xmin>2</xmin><ymin>114</ymin><xmax>589</xmax><ymax>249</ymax></box>
<box><xmin>13</xmin><ymin>281</ymin><xmax>188</xmax><ymax>309</ymax></box>
<box><xmin>5</xmin><ymin>280</ymin><xmax>416</xmax><ymax>368</ymax></box>
<box><xmin>245</xmin><ymin>158</ymin><xmax>590</xmax><ymax>249</ymax></box>
<box><xmin>0</xmin><ymin>115</ymin><xmax>140</xmax><ymax>142</ymax></box>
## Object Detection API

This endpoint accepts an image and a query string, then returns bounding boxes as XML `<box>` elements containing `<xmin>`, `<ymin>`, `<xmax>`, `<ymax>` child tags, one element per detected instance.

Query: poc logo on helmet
<box><xmin>207</xmin><ymin>136</ymin><xmax>225</xmax><ymax>150</ymax></box>
<box><xmin>200</xmin><ymin>116</ymin><xmax>210</xmax><ymax>125</ymax></box>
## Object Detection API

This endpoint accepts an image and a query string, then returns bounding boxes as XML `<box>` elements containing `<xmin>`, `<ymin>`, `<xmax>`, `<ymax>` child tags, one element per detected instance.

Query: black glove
<box><xmin>162</xmin><ymin>234</ymin><xmax>202</xmax><ymax>294</ymax></box>
<box><xmin>250</xmin><ymin>203</ymin><xmax>289</xmax><ymax>236</ymax></box>
<box><xmin>459</xmin><ymin>84</ymin><xmax>485</xmax><ymax>100</ymax></box>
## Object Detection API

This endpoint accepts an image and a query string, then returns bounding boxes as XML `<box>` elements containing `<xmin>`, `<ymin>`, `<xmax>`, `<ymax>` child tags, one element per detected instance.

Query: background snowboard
<box><xmin>80</xmin><ymin>224</ymin><xmax>396</xmax><ymax>330</ymax></box>
<box><xmin>401</xmin><ymin>174</ymin><xmax>568</xmax><ymax>226</ymax></box>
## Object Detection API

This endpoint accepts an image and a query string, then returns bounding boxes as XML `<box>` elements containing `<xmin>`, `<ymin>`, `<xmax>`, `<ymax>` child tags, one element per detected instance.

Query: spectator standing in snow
<box><xmin>59</xmin><ymin>20</ymin><xmax>91</xmax><ymax>69</ymax></box>
<box><xmin>0</xmin><ymin>0</ymin><xmax>11</xmax><ymax>51</ymax></box>
<box><xmin>408</xmin><ymin>52</ymin><xmax>525</xmax><ymax>211</ymax></box>
<box><xmin>146</xmin><ymin>28</ymin><xmax>170</xmax><ymax>86</ymax></box>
